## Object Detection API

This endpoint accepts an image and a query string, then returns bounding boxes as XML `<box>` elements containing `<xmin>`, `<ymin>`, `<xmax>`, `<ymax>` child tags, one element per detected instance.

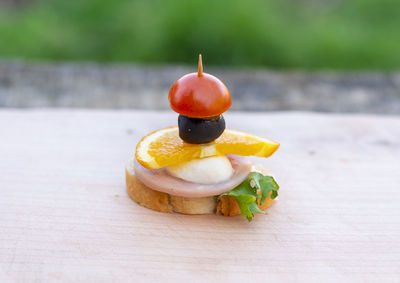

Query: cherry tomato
<box><xmin>168</xmin><ymin>72</ymin><xmax>232</xmax><ymax>118</ymax></box>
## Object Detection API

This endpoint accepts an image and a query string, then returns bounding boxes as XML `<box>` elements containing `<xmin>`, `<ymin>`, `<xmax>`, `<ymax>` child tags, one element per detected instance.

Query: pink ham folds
<box><xmin>134</xmin><ymin>155</ymin><xmax>252</xmax><ymax>198</ymax></box>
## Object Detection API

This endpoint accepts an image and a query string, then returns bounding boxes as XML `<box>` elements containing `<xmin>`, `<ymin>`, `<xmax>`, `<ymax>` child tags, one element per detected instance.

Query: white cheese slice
<box><xmin>166</xmin><ymin>155</ymin><xmax>234</xmax><ymax>184</ymax></box>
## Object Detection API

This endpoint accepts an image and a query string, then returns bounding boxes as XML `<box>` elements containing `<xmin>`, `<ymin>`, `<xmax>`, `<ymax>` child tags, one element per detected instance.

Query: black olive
<box><xmin>178</xmin><ymin>115</ymin><xmax>225</xmax><ymax>144</ymax></box>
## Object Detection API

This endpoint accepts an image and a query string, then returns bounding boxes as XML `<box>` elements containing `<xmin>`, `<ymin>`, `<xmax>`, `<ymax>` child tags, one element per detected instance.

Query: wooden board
<box><xmin>0</xmin><ymin>109</ymin><xmax>399</xmax><ymax>282</ymax></box>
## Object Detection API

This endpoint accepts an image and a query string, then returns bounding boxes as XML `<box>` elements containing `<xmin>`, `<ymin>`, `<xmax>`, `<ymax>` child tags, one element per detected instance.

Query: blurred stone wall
<box><xmin>0</xmin><ymin>61</ymin><xmax>399</xmax><ymax>114</ymax></box>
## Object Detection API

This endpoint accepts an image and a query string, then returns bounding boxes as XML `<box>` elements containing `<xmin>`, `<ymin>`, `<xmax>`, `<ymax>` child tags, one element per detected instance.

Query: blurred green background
<box><xmin>0</xmin><ymin>0</ymin><xmax>399</xmax><ymax>70</ymax></box>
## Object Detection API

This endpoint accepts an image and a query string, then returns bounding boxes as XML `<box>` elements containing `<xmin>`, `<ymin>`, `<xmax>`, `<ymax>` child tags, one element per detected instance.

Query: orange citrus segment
<box><xmin>136</xmin><ymin>127</ymin><xmax>279</xmax><ymax>169</ymax></box>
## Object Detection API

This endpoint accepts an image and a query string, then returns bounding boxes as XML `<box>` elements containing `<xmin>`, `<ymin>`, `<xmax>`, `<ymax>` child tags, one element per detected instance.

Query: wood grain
<box><xmin>0</xmin><ymin>109</ymin><xmax>399</xmax><ymax>282</ymax></box>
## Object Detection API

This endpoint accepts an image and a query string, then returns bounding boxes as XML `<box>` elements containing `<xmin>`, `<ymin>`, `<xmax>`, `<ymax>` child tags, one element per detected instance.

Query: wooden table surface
<box><xmin>0</xmin><ymin>109</ymin><xmax>399</xmax><ymax>282</ymax></box>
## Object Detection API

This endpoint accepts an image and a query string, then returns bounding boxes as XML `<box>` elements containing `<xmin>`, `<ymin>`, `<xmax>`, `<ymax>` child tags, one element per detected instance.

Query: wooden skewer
<box><xmin>198</xmin><ymin>54</ymin><xmax>203</xmax><ymax>77</ymax></box>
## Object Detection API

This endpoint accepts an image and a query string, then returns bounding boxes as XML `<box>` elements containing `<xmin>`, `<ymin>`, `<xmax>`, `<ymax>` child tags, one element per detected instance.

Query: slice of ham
<box><xmin>134</xmin><ymin>155</ymin><xmax>252</xmax><ymax>198</ymax></box>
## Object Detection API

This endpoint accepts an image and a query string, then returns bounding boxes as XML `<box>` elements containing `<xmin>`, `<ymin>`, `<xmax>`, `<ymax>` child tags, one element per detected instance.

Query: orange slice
<box><xmin>136</xmin><ymin>127</ymin><xmax>280</xmax><ymax>169</ymax></box>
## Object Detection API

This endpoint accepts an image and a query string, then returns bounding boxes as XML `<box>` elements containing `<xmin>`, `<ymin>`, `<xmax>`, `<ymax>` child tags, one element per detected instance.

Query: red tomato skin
<box><xmin>168</xmin><ymin>72</ymin><xmax>232</xmax><ymax>118</ymax></box>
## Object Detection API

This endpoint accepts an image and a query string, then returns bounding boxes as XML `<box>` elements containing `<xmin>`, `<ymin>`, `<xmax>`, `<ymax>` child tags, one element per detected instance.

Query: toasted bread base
<box><xmin>125</xmin><ymin>162</ymin><xmax>275</xmax><ymax>216</ymax></box>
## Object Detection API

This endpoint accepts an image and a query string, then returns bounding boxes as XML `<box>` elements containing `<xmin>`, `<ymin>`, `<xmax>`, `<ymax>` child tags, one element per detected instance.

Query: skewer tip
<box><xmin>198</xmin><ymin>54</ymin><xmax>203</xmax><ymax>77</ymax></box>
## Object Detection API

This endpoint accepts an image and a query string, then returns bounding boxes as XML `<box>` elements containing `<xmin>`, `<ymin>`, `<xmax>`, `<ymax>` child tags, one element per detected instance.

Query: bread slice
<box><xmin>125</xmin><ymin>159</ymin><xmax>275</xmax><ymax>216</ymax></box>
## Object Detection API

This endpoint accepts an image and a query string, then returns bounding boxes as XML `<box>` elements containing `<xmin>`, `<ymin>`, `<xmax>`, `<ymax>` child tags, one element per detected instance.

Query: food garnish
<box><xmin>135</xmin><ymin>127</ymin><xmax>280</xmax><ymax>169</ymax></box>
<box><xmin>221</xmin><ymin>172</ymin><xmax>279</xmax><ymax>221</ymax></box>
<box><xmin>168</xmin><ymin>54</ymin><xmax>231</xmax><ymax>118</ymax></box>
<box><xmin>178</xmin><ymin>115</ymin><xmax>225</xmax><ymax>144</ymax></box>
<box><xmin>169</xmin><ymin>55</ymin><xmax>231</xmax><ymax>143</ymax></box>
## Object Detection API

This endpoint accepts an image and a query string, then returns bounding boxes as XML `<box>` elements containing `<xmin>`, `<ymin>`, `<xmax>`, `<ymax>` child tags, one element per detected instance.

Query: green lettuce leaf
<box><xmin>220</xmin><ymin>172</ymin><xmax>279</xmax><ymax>221</ymax></box>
